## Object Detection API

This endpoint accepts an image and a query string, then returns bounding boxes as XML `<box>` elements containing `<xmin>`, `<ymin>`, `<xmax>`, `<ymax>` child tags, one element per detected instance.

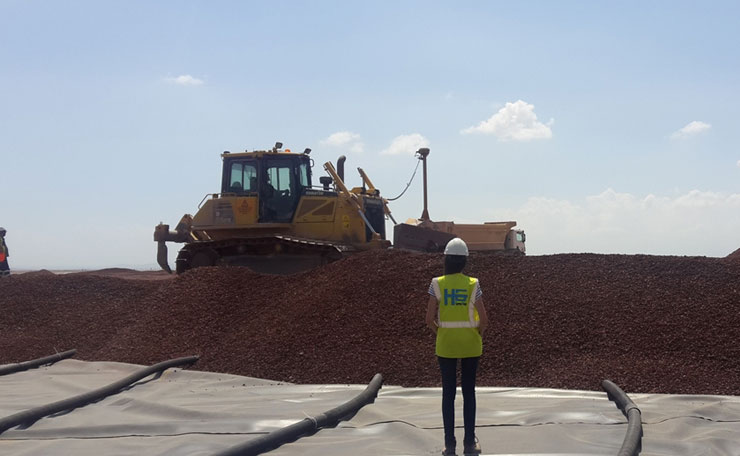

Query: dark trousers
<box><xmin>438</xmin><ymin>356</ymin><xmax>479</xmax><ymax>448</ymax></box>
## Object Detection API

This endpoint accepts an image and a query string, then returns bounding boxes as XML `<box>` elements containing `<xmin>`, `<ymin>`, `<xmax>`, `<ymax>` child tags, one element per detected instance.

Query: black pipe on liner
<box><xmin>213</xmin><ymin>373</ymin><xmax>384</xmax><ymax>456</ymax></box>
<box><xmin>602</xmin><ymin>379</ymin><xmax>643</xmax><ymax>456</ymax></box>
<box><xmin>0</xmin><ymin>349</ymin><xmax>77</xmax><ymax>376</ymax></box>
<box><xmin>0</xmin><ymin>355</ymin><xmax>198</xmax><ymax>435</ymax></box>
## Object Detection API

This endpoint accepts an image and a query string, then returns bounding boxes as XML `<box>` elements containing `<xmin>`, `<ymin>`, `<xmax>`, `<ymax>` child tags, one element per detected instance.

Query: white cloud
<box><xmin>670</xmin><ymin>120</ymin><xmax>711</xmax><ymax>140</ymax></box>
<box><xmin>321</xmin><ymin>131</ymin><xmax>364</xmax><ymax>154</ymax></box>
<box><xmin>321</xmin><ymin>131</ymin><xmax>361</xmax><ymax>147</ymax></box>
<box><xmin>164</xmin><ymin>75</ymin><xmax>204</xmax><ymax>86</ymax></box>
<box><xmin>349</xmin><ymin>142</ymin><xmax>365</xmax><ymax>154</ymax></box>
<box><xmin>381</xmin><ymin>133</ymin><xmax>430</xmax><ymax>156</ymax></box>
<box><xmin>461</xmin><ymin>100</ymin><xmax>553</xmax><ymax>141</ymax></box>
<box><xmin>497</xmin><ymin>188</ymin><xmax>740</xmax><ymax>257</ymax></box>
<box><xmin>736</xmin><ymin>159</ymin><xmax>740</xmax><ymax>168</ymax></box>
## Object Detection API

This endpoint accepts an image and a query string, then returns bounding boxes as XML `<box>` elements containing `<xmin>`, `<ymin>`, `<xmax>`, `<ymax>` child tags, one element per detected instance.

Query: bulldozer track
<box><xmin>176</xmin><ymin>236</ymin><xmax>353</xmax><ymax>274</ymax></box>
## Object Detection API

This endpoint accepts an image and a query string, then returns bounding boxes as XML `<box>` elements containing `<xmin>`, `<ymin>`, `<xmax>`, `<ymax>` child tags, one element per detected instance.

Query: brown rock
<box><xmin>1</xmin><ymin>250</ymin><xmax>739</xmax><ymax>394</ymax></box>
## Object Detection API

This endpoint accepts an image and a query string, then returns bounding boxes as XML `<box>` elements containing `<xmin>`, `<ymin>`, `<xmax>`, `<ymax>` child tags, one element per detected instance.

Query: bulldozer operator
<box><xmin>259</xmin><ymin>166</ymin><xmax>297</xmax><ymax>223</ymax></box>
<box><xmin>259</xmin><ymin>174</ymin><xmax>279</xmax><ymax>220</ymax></box>
<box><xmin>0</xmin><ymin>227</ymin><xmax>10</xmax><ymax>277</ymax></box>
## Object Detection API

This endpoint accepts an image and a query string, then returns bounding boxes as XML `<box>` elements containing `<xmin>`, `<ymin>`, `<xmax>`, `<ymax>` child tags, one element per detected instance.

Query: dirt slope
<box><xmin>1</xmin><ymin>250</ymin><xmax>739</xmax><ymax>394</ymax></box>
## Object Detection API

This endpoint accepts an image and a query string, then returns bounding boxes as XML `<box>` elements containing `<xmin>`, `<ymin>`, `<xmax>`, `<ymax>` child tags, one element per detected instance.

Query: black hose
<box><xmin>0</xmin><ymin>355</ymin><xmax>198</xmax><ymax>435</ymax></box>
<box><xmin>213</xmin><ymin>373</ymin><xmax>384</xmax><ymax>456</ymax></box>
<box><xmin>602</xmin><ymin>380</ymin><xmax>642</xmax><ymax>456</ymax></box>
<box><xmin>386</xmin><ymin>158</ymin><xmax>421</xmax><ymax>201</ymax></box>
<box><xmin>0</xmin><ymin>349</ymin><xmax>77</xmax><ymax>376</ymax></box>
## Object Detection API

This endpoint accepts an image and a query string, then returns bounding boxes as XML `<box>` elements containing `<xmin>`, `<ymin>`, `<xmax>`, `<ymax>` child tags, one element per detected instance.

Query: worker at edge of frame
<box><xmin>0</xmin><ymin>227</ymin><xmax>9</xmax><ymax>277</ymax></box>
<box><xmin>426</xmin><ymin>237</ymin><xmax>488</xmax><ymax>456</ymax></box>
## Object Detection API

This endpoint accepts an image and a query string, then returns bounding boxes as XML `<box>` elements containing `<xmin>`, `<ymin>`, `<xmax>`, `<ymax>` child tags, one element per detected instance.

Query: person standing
<box><xmin>426</xmin><ymin>237</ymin><xmax>488</xmax><ymax>456</ymax></box>
<box><xmin>0</xmin><ymin>227</ymin><xmax>9</xmax><ymax>277</ymax></box>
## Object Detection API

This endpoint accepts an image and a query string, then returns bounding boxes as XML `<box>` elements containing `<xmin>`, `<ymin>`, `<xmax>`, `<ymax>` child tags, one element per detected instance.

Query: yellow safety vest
<box><xmin>431</xmin><ymin>273</ymin><xmax>482</xmax><ymax>358</ymax></box>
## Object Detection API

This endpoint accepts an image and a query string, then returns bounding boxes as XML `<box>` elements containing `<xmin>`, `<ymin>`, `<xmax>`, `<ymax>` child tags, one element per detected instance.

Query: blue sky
<box><xmin>2</xmin><ymin>1</ymin><xmax>739</xmax><ymax>270</ymax></box>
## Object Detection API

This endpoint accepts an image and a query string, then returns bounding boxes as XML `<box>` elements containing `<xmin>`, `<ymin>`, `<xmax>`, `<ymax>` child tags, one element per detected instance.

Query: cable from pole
<box><xmin>386</xmin><ymin>158</ymin><xmax>421</xmax><ymax>201</ymax></box>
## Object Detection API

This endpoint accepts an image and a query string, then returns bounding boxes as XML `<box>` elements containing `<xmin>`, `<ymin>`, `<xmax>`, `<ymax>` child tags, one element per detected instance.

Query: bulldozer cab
<box><xmin>222</xmin><ymin>152</ymin><xmax>311</xmax><ymax>223</ymax></box>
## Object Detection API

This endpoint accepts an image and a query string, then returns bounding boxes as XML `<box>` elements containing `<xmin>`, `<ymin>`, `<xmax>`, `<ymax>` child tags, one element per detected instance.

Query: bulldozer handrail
<box><xmin>357</xmin><ymin>167</ymin><xmax>377</xmax><ymax>193</ymax></box>
<box><xmin>198</xmin><ymin>193</ymin><xmax>215</xmax><ymax>209</ymax></box>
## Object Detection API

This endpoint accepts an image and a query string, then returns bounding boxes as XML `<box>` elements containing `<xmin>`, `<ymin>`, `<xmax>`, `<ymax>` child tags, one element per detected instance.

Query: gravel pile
<box><xmin>727</xmin><ymin>247</ymin><xmax>740</xmax><ymax>259</ymax></box>
<box><xmin>1</xmin><ymin>249</ymin><xmax>740</xmax><ymax>394</ymax></box>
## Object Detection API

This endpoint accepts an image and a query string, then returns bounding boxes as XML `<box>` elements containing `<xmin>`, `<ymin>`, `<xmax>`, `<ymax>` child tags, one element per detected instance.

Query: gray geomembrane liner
<box><xmin>0</xmin><ymin>360</ymin><xmax>738</xmax><ymax>455</ymax></box>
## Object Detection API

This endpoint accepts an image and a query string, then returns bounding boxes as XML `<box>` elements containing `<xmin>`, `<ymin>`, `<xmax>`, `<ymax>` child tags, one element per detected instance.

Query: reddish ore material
<box><xmin>1</xmin><ymin>250</ymin><xmax>740</xmax><ymax>394</ymax></box>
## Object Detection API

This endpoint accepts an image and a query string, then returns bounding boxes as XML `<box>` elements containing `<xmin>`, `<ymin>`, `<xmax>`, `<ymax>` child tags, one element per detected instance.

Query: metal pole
<box><xmin>417</xmin><ymin>148</ymin><xmax>430</xmax><ymax>221</ymax></box>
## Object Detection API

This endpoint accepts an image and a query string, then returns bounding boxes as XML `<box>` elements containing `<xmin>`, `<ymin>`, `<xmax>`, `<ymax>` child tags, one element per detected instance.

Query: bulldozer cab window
<box><xmin>229</xmin><ymin>162</ymin><xmax>257</xmax><ymax>194</ymax></box>
<box><xmin>267</xmin><ymin>166</ymin><xmax>292</xmax><ymax>195</ymax></box>
<box><xmin>260</xmin><ymin>158</ymin><xmax>301</xmax><ymax>222</ymax></box>
<box><xmin>299</xmin><ymin>162</ymin><xmax>309</xmax><ymax>188</ymax></box>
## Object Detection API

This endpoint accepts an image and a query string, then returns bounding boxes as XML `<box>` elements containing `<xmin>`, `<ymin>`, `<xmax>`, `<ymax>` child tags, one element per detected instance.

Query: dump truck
<box><xmin>393</xmin><ymin>148</ymin><xmax>526</xmax><ymax>254</ymax></box>
<box><xmin>394</xmin><ymin>219</ymin><xmax>525</xmax><ymax>254</ymax></box>
<box><xmin>154</xmin><ymin>142</ymin><xmax>391</xmax><ymax>274</ymax></box>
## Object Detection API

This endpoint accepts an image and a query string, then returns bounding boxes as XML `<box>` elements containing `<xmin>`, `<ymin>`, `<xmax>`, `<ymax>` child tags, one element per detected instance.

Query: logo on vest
<box><xmin>444</xmin><ymin>289</ymin><xmax>468</xmax><ymax>306</ymax></box>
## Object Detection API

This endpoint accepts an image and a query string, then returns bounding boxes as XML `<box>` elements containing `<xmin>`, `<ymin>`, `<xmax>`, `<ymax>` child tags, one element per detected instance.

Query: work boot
<box><xmin>463</xmin><ymin>437</ymin><xmax>481</xmax><ymax>455</ymax></box>
<box><xmin>442</xmin><ymin>437</ymin><xmax>456</xmax><ymax>456</ymax></box>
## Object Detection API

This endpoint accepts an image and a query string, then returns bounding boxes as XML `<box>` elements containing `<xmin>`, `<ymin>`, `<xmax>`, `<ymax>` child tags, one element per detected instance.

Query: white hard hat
<box><xmin>444</xmin><ymin>237</ymin><xmax>468</xmax><ymax>256</ymax></box>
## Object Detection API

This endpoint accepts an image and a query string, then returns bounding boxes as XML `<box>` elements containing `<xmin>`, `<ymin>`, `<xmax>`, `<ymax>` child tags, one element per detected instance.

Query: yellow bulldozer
<box><xmin>154</xmin><ymin>142</ymin><xmax>391</xmax><ymax>274</ymax></box>
<box><xmin>154</xmin><ymin>143</ymin><xmax>526</xmax><ymax>274</ymax></box>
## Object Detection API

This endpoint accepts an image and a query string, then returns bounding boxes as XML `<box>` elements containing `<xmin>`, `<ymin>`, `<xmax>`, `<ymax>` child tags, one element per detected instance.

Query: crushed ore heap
<box><xmin>2</xmin><ymin>249</ymin><xmax>740</xmax><ymax>394</ymax></box>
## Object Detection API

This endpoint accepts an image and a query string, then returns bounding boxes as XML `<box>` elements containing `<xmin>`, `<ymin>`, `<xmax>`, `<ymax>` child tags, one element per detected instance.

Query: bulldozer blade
<box><xmin>393</xmin><ymin>223</ymin><xmax>455</xmax><ymax>253</ymax></box>
<box><xmin>157</xmin><ymin>241</ymin><xmax>173</xmax><ymax>274</ymax></box>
